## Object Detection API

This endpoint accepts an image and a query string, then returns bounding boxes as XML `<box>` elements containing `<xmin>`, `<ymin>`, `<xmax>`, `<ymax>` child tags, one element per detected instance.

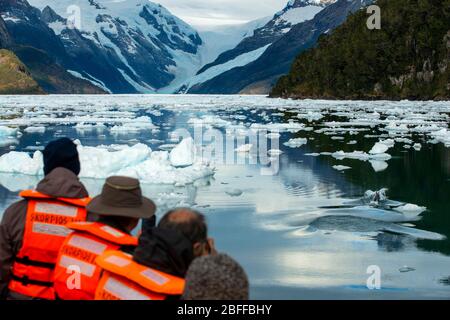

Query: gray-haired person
<box><xmin>182</xmin><ymin>253</ymin><xmax>249</xmax><ymax>300</ymax></box>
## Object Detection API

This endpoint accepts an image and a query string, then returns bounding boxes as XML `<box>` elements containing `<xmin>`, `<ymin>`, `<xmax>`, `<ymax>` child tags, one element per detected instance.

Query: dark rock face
<box><xmin>189</xmin><ymin>0</ymin><xmax>371</xmax><ymax>94</ymax></box>
<box><xmin>0</xmin><ymin>16</ymin><xmax>11</xmax><ymax>47</ymax></box>
<box><xmin>0</xmin><ymin>0</ymin><xmax>72</xmax><ymax>67</ymax></box>
<box><xmin>0</xmin><ymin>0</ymin><xmax>106</xmax><ymax>93</ymax></box>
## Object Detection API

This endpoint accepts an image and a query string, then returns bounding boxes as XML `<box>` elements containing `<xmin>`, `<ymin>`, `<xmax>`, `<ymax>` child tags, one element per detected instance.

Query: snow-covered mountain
<box><xmin>160</xmin><ymin>16</ymin><xmax>272</xmax><ymax>93</ymax></box>
<box><xmin>186</xmin><ymin>0</ymin><xmax>371</xmax><ymax>94</ymax></box>
<box><xmin>27</xmin><ymin>0</ymin><xmax>203</xmax><ymax>93</ymax></box>
<box><xmin>177</xmin><ymin>0</ymin><xmax>334</xmax><ymax>93</ymax></box>
<box><xmin>0</xmin><ymin>0</ymin><xmax>106</xmax><ymax>93</ymax></box>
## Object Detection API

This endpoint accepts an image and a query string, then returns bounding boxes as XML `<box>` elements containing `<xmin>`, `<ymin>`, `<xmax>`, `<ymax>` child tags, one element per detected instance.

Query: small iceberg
<box><xmin>169</xmin><ymin>137</ymin><xmax>196</xmax><ymax>167</ymax></box>
<box><xmin>333</xmin><ymin>165</ymin><xmax>351</xmax><ymax>171</ymax></box>
<box><xmin>283</xmin><ymin>138</ymin><xmax>307</xmax><ymax>148</ymax></box>
<box><xmin>0</xmin><ymin>126</ymin><xmax>18</xmax><ymax>137</ymax></box>
<box><xmin>0</xmin><ymin>138</ymin><xmax>214</xmax><ymax>186</ymax></box>
<box><xmin>225</xmin><ymin>188</ymin><xmax>243</xmax><ymax>197</ymax></box>
<box><xmin>369</xmin><ymin>141</ymin><xmax>392</xmax><ymax>155</ymax></box>
<box><xmin>399</xmin><ymin>266</ymin><xmax>416</xmax><ymax>273</ymax></box>
<box><xmin>370</xmin><ymin>160</ymin><xmax>388</xmax><ymax>172</ymax></box>
<box><xmin>340</xmin><ymin>188</ymin><xmax>427</xmax><ymax>221</ymax></box>
<box><xmin>268</xmin><ymin>149</ymin><xmax>283</xmax><ymax>156</ymax></box>
<box><xmin>24</xmin><ymin>126</ymin><xmax>46</xmax><ymax>134</ymax></box>
<box><xmin>0</xmin><ymin>126</ymin><xmax>20</xmax><ymax>146</ymax></box>
<box><xmin>235</xmin><ymin>144</ymin><xmax>252</xmax><ymax>153</ymax></box>
<box><xmin>110</xmin><ymin>116</ymin><xmax>157</xmax><ymax>133</ymax></box>
<box><xmin>394</xmin><ymin>204</ymin><xmax>426</xmax><ymax>218</ymax></box>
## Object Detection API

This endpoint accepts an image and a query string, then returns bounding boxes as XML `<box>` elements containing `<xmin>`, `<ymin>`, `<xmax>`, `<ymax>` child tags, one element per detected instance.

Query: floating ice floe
<box><xmin>296</xmin><ymin>111</ymin><xmax>323</xmax><ymax>122</ymax></box>
<box><xmin>331</xmin><ymin>150</ymin><xmax>392</xmax><ymax>161</ymax></box>
<box><xmin>235</xmin><ymin>144</ymin><xmax>252</xmax><ymax>153</ymax></box>
<box><xmin>110</xmin><ymin>116</ymin><xmax>157</xmax><ymax>133</ymax></box>
<box><xmin>369</xmin><ymin>140</ymin><xmax>394</xmax><ymax>155</ymax></box>
<box><xmin>0</xmin><ymin>126</ymin><xmax>18</xmax><ymax>137</ymax></box>
<box><xmin>394</xmin><ymin>204</ymin><xmax>426</xmax><ymax>217</ymax></box>
<box><xmin>75</xmin><ymin>122</ymin><xmax>107</xmax><ymax>132</ymax></box>
<box><xmin>369</xmin><ymin>160</ymin><xmax>388</xmax><ymax>172</ymax></box>
<box><xmin>0</xmin><ymin>138</ymin><xmax>214</xmax><ymax>186</ymax></box>
<box><xmin>266</xmin><ymin>132</ymin><xmax>281</xmax><ymax>139</ymax></box>
<box><xmin>250</xmin><ymin>121</ymin><xmax>305</xmax><ymax>133</ymax></box>
<box><xmin>413</xmin><ymin>143</ymin><xmax>422</xmax><ymax>151</ymax></box>
<box><xmin>187</xmin><ymin>115</ymin><xmax>232</xmax><ymax>128</ymax></box>
<box><xmin>430</xmin><ymin>129</ymin><xmax>450</xmax><ymax>147</ymax></box>
<box><xmin>399</xmin><ymin>266</ymin><xmax>416</xmax><ymax>273</ymax></box>
<box><xmin>283</xmin><ymin>138</ymin><xmax>307</xmax><ymax>148</ymax></box>
<box><xmin>24</xmin><ymin>126</ymin><xmax>46</xmax><ymax>134</ymax></box>
<box><xmin>225</xmin><ymin>188</ymin><xmax>243</xmax><ymax>197</ymax></box>
<box><xmin>305</xmin><ymin>153</ymin><xmax>320</xmax><ymax>157</ymax></box>
<box><xmin>333</xmin><ymin>165</ymin><xmax>351</xmax><ymax>171</ymax></box>
<box><xmin>0</xmin><ymin>126</ymin><xmax>19</xmax><ymax>146</ymax></box>
<box><xmin>169</xmin><ymin>137</ymin><xmax>196</xmax><ymax>167</ymax></box>
<box><xmin>268</xmin><ymin>149</ymin><xmax>283</xmax><ymax>156</ymax></box>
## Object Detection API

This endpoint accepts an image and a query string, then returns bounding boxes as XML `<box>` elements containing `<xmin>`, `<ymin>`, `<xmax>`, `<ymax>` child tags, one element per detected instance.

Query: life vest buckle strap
<box><xmin>11</xmin><ymin>274</ymin><xmax>54</xmax><ymax>288</ymax></box>
<box><xmin>14</xmin><ymin>256</ymin><xmax>56</xmax><ymax>269</ymax></box>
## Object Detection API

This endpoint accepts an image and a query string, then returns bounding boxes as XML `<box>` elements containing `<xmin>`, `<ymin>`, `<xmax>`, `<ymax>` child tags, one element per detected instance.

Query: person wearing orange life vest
<box><xmin>95</xmin><ymin>208</ymin><xmax>216</xmax><ymax>300</ymax></box>
<box><xmin>53</xmin><ymin>176</ymin><xmax>156</xmax><ymax>300</ymax></box>
<box><xmin>0</xmin><ymin>138</ymin><xmax>91</xmax><ymax>300</ymax></box>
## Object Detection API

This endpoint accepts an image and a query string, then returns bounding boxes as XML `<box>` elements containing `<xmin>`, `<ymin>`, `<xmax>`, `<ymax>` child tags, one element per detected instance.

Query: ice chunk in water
<box><xmin>370</xmin><ymin>160</ymin><xmax>388</xmax><ymax>172</ymax></box>
<box><xmin>0</xmin><ymin>126</ymin><xmax>19</xmax><ymax>146</ymax></box>
<box><xmin>24</xmin><ymin>126</ymin><xmax>46</xmax><ymax>134</ymax></box>
<box><xmin>169</xmin><ymin>137</ymin><xmax>196</xmax><ymax>167</ymax></box>
<box><xmin>235</xmin><ymin>144</ymin><xmax>252</xmax><ymax>153</ymax></box>
<box><xmin>394</xmin><ymin>204</ymin><xmax>426</xmax><ymax>217</ymax></box>
<box><xmin>268</xmin><ymin>149</ymin><xmax>283</xmax><ymax>156</ymax></box>
<box><xmin>430</xmin><ymin>128</ymin><xmax>450</xmax><ymax>147</ymax></box>
<box><xmin>225</xmin><ymin>188</ymin><xmax>243</xmax><ymax>197</ymax></box>
<box><xmin>333</xmin><ymin>165</ymin><xmax>351</xmax><ymax>171</ymax></box>
<box><xmin>399</xmin><ymin>266</ymin><xmax>416</xmax><ymax>273</ymax></box>
<box><xmin>0</xmin><ymin>151</ymin><xmax>43</xmax><ymax>175</ymax></box>
<box><xmin>369</xmin><ymin>141</ymin><xmax>391</xmax><ymax>154</ymax></box>
<box><xmin>0</xmin><ymin>126</ymin><xmax>18</xmax><ymax>137</ymax></box>
<box><xmin>0</xmin><ymin>138</ymin><xmax>214</xmax><ymax>185</ymax></box>
<box><xmin>284</xmin><ymin>138</ymin><xmax>307</xmax><ymax>148</ymax></box>
<box><xmin>110</xmin><ymin>116</ymin><xmax>156</xmax><ymax>133</ymax></box>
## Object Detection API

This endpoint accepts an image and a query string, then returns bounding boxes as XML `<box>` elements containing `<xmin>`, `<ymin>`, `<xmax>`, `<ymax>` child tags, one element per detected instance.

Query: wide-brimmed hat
<box><xmin>87</xmin><ymin>176</ymin><xmax>156</xmax><ymax>219</ymax></box>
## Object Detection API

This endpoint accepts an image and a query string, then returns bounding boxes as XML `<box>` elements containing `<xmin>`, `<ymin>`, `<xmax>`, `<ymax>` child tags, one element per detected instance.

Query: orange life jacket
<box><xmin>94</xmin><ymin>250</ymin><xmax>185</xmax><ymax>300</ymax></box>
<box><xmin>8</xmin><ymin>190</ymin><xmax>90</xmax><ymax>300</ymax></box>
<box><xmin>53</xmin><ymin>222</ymin><xmax>138</xmax><ymax>300</ymax></box>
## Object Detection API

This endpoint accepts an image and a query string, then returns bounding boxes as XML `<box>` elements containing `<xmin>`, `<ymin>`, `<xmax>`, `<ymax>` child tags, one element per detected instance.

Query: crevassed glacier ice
<box><xmin>0</xmin><ymin>138</ymin><xmax>214</xmax><ymax>185</ymax></box>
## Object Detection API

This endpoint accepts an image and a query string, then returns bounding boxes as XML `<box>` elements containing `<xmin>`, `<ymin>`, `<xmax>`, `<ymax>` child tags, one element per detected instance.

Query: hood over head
<box><xmin>133</xmin><ymin>227</ymin><xmax>194</xmax><ymax>278</ymax></box>
<box><xmin>36</xmin><ymin>167</ymin><xmax>88</xmax><ymax>199</ymax></box>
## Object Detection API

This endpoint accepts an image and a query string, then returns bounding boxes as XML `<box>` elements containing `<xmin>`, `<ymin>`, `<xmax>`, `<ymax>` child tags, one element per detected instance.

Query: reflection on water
<box><xmin>0</xmin><ymin>96</ymin><xmax>449</xmax><ymax>299</ymax></box>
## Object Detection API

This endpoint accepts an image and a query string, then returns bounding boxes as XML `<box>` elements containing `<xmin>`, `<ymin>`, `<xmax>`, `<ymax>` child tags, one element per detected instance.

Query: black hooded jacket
<box><xmin>133</xmin><ymin>228</ymin><xmax>195</xmax><ymax>279</ymax></box>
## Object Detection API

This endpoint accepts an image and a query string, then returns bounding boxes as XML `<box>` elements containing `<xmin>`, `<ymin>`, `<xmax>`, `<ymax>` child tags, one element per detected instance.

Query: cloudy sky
<box><xmin>156</xmin><ymin>0</ymin><xmax>287</xmax><ymax>29</ymax></box>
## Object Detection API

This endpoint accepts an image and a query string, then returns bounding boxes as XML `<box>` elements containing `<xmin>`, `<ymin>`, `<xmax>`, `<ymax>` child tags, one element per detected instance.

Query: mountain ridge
<box><xmin>271</xmin><ymin>0</ymin><xmax>450</xmax><ymax>100</ymax></box>
<box><xmin>187</xmin><ymin>0</ymin><xmax>371</xmax><ymax>94</ymax></box>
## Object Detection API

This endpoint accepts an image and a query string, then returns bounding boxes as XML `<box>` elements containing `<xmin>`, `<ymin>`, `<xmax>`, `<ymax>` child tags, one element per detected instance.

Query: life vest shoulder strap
<box><xmin>96</xmin><ymin>250</ymin><xmax>184</xmax><ymax>296</ymax></box>
<box><xmin>67</xmin><ymin>222</ymin><xmax>138</xmax><ymax>246</ymax></box>
<box><xmin>20</xmin><ymin>190</ymin><xmax>91</xmax><ymax>207</ymax></box>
